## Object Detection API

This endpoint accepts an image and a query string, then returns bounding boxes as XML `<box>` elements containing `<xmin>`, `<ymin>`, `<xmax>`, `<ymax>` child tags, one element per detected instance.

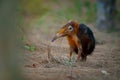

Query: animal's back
<box><xmin>77</xmin><ymin>24</ymin><xmax>95</xmax><ymax>56</ymax></box>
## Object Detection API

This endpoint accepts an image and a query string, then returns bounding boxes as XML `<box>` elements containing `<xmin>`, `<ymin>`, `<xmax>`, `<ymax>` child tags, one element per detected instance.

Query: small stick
<box><xmin>47</xmin><ymin>44</ymin><xmax>51</xmax><ymax>59</ymax></box>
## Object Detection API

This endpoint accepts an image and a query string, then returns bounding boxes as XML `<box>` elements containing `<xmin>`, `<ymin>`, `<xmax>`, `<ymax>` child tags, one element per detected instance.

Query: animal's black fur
<box><xmin>74</xmin><ymin>24</ymin><xmax>95</xmax><ymax>60</ymax></box>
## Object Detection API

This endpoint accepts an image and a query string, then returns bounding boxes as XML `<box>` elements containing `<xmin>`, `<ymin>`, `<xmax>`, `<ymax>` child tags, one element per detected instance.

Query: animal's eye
<box><xmin>68</xmin><ymin>25</ymin><xmax>73</xmax><ymax>31</ymax></box>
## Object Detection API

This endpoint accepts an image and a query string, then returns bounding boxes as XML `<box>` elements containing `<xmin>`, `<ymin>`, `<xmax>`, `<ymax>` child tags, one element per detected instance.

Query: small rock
<box><xmin>32</xmin><ymin>63</ymin><xmax>37</xmax><ymax>68</ymax></box>
<box><xmin>101</xmin><ymin>70</ymin><xmax>109</xmax><ymax>75</ymax></box>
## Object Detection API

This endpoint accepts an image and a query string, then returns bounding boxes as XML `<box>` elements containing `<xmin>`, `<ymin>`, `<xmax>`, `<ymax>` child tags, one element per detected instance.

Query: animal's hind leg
<box><xmin>76</xmin><ymin>48</ymin><xmax>82</xmax><ymax>62</ymax></box>
<box><xmin>81</xmin><ymin>53</ymin><xmax>87</xmax><ymax>61</ymax></box>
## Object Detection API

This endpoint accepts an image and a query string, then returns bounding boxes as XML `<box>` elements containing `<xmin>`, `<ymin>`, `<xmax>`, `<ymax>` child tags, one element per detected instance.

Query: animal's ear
<box><xmin>74</xmin><ymin>20</ymin><xmax>79</xmax><ymax>28</ymax></box>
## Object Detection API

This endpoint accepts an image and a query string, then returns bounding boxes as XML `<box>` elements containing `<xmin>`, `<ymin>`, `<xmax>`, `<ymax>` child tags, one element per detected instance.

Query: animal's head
<box><xmin>51</xmin><ymin>20</ymin><xmax>79</xmax><ymax>42</ymax></box>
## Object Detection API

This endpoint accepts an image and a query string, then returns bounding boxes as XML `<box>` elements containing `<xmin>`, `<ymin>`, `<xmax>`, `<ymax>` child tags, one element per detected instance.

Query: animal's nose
<box><xmin>51</xmin><ymin>35</ymin><xmax>57</xmax><ymax>42</ymax></box>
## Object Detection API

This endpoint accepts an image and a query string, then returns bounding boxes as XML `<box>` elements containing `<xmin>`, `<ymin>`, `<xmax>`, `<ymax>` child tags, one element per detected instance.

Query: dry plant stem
<box><xmin>70</xmin><ymin>66</ymin><xmax>73</xmax><ymax>80</ymax></box>
<box><xmin>47</xmin><ymin>44</ymin><xmax>51</xmax><ymax>59</ymax></box>
<box><xmin>67</xmin><ymin>63</ymin><xmax>74</xmax><ymax>80</ymax></box>
<box><xmin>47</xmin><ymin>42</ymin><xmax>53</xmax><ymax>63</ymax></box>
<box><xmin>47</xmin><ymin>42</ymin><xmax>59</xmax><ymax>63</ymax></box>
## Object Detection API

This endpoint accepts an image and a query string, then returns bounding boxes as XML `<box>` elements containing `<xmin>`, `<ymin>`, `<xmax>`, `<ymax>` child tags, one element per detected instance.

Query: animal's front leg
<box><xmin>69</xmin><ymin>47</ymin><xmax>73</xmax><ymax>62</ymax></box>
<box><xmin>76</xmin><ymin>48</ymin><xmax>82</xmax><ymax>62</ymax></box>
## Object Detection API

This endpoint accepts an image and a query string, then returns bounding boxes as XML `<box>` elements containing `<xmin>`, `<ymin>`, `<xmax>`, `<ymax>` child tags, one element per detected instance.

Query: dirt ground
<box><xmin>22</xmin><ymin>22</ymin><xmax>120</xmax><ymax>80</ymax></box>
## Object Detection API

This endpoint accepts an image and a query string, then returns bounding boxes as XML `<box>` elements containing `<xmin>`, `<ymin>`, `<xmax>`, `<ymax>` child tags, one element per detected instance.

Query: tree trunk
<box><xmin>96</xmin><ymin>0</ymin><xmax>116</xmax><ymax>30</ymax></box>
<box><xmin>0</xmin><ymin>0</ymin><xmax>25</xmax><ymax>80</ymax></box>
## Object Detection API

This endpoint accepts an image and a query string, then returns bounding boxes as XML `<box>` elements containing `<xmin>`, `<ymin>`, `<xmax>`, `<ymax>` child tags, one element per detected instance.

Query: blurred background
<box><xmin>0</xmin><ymin>0</ymin><xmax>120</xmax><ymax>80</ymax></box>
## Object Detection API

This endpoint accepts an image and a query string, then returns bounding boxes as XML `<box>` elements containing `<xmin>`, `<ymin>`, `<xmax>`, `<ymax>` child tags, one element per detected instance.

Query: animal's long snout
<box><xmin>51</xmin><ymin>35</ymin><xmax>58</xmax><ymax>42</ymax></box>
<box><xmin>51</xmin><ymin>33</ymin><xmax>61</xmax><ymax>42</ymax></box>
<box><xmin>51</xmin><ymin>33</ymin><xmax>66</xmax><ymax>42</ymax></box>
